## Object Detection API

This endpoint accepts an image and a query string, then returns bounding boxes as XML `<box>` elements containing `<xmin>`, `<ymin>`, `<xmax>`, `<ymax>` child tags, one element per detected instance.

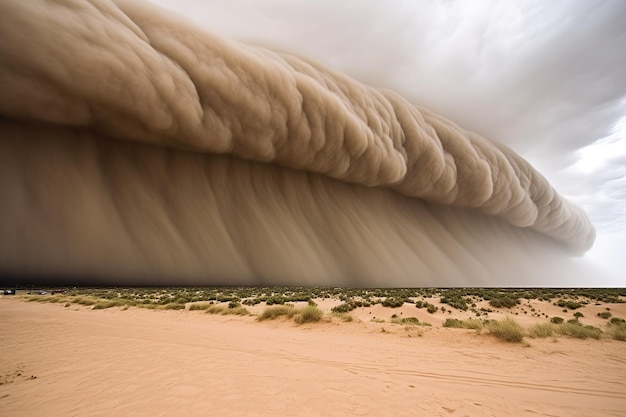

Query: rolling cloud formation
<box><xmin>0</xmin><ymin>0</ymin><xmax>595</xmax><ymax>286</ymax></box>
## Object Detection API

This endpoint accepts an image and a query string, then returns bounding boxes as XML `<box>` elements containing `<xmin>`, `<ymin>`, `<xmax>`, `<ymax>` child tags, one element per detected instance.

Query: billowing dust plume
<box><xmin>0</xmin><ymin>0</ymin><xmax>595</xmax><ymax>286</ymax></box>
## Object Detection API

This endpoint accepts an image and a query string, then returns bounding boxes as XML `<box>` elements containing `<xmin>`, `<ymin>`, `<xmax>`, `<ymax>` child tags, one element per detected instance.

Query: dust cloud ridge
<box><xmin>0</xmin><ymin>0</ymin><xmax>595</xmax><ymax>286</ymax></box>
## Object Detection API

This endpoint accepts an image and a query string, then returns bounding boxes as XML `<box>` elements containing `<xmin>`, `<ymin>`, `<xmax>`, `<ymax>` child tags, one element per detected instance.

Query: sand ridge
<box><xmin>1</xmin><ymin>296</ymin><xmax>625</xmax><ymax>416</ymax></box>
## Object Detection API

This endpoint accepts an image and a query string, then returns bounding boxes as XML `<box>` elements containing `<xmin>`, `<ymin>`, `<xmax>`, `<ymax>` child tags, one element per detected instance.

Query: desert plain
<box><xmin>1</xmin><ymin>288</ymin><xmax>625</xmax><ymax>417</ymax></box>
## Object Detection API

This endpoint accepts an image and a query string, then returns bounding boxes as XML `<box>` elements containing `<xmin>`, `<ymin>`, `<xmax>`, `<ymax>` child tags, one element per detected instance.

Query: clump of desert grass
<box><xmin>390</xmin><ymin>316</ymin><xmax>431</xmax><ymax>327</ymax></box>
<box><xmin>203</xmin><ymin>304</ymin><xmax>250</xmax><ymax>316</ymax></box>
<box><xmin>160</xmin><ymin>303</ymin><xmax>186</xmax><ymax>310</ymax></box>
<box><xmin>188</xmin><ymin>302</ymin><xmax>212</xmax><ymax>311</ymax></box>
<box><xmin>135</xmin><ymin>301</ymin><xmax>186</xmax><ymax>310</ymax></box>
<box><xmin>610</xmin><ymin>317</ymin><xmax>626</xmax><ymax>325</ymax></box>
<box><xmin>404</xmin><ymin>326</ymin><xmax>425</xmax><ymax>337</ymax></box>
<box><xmin>257</xmin><ymin>305</ymin><xmax>297</xmax><ymax>321</ymax></box>
<box><xmin>527</xmin><ymin>323</ymin><xmax>554</xmax><ymax>338</ymax></box>
<box><xmin>391</xmin><ymin>316</ymin><xmax>418</xmax><ymax>325</ymax></box>
<box><xmin>554</xmin><ymin>321</ymin><xmax>602</xmax><ymax>340</ymax></box>
<box><xmin>294</xmin><ymin>305</ymin><xmax>324</xmax><ymax>324</ymax></box>
<box><xmin>442</xmin><ymin>316</ymin><xmax>607</xmax><ymax>343</ymax></box>
<box><xmin>70</xmin><ymin>296</ymin><xmax>97</xmax><ymax>306</ymax></box>
<box><xmin>92</xmin><ymin>299</ymin><xmax>130</xmax><ymax>310</ymax></box>
<box><xmin>443</xmin><ymin>318</ymin><xmax>483</xmax><ymax>331</ymax></box>
<box><xmin>331</xmin><ymin>312</ymin><xmax>354</xmax><ymax>322</ymax></box>
<box><xmin>257</xmin><ymin>305</ymin><xmax>323</xmax><ymax>324</ymax></box>
<box><xmin>528</xmin><ymin>320</ymin><xmax>604</xmax><ymax>340</ymax></box>
<box><xmin>607</xmin><ymin>320</ymin><xmax>626</xmax><ymax>341</ymax></box>
<box><xmin>26</xmin><ymin>293</ymin><xmax>140</xmax><ymax>310</ymax></box>
<box><xmin>485</xmin><ymin>317</ymin><xmax>525</xmax><ymax>343</ymax></box>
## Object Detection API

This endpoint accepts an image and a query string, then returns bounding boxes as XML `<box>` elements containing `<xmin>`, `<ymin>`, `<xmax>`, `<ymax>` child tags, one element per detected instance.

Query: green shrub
<box><xmin>381</xmin><ymin>297</ymin><xmax>405</xmax><ymax>308</ymax></box>
<box><xmin>609</xmin><ymin>317</ymin><xmax>625</xmax><ymax>325</ymax></box>
<box><xmin>439</xmin><ymin>296</ymin><xmax>469</xmax><ymax>311</ymax></box>
<box><xmin>331</xmin><ymin>302</ymin><xmax>355</xmax><ymax>314</ymax></box>
<box><xmin>486</xmin><ymin>318</ymin><xmax>524</xmax><ymax>342</ymax></box>
<box><xmin>489</xmin><ymin>297</ymin><xmax>519</xmax><ymax>309</ymax></box>
<box><xmin>426</xmin><ymin>304</ymin><xmax>438</xmax><ymax>314</ymax></box>
<box><xmin>597</xmin><ymin>311</ymin><xmax>612</xmax><ymax>319</ymax></box>
<box><xmin>550</xmin><ymin>316</ymin><xmax>564</xmax><ymax>324</ymax></box>
<box><xmin>264</xmin><ymin>295</ymin><xmax>286</xmax><ymax>305</ymax></box>
<box><xmin>557</xmin><ymin>299</ymin><xmax>583</xmax><ymax>310</ymax></box>
<box><xmin>573</xmin><ymin>311</ymin><xmax>584</xmax><ymax>318</ymax></box>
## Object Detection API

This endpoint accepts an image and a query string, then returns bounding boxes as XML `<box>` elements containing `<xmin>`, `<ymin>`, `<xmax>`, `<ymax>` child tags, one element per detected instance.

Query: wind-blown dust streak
<box><xmin>0</xmin><ymin>0</ymin><xmax>595</xmax><ymax>285</ymax></box>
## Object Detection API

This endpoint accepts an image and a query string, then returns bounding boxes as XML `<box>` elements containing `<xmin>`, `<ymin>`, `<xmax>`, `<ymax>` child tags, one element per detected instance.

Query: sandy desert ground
<box><xmin>1</xmin><ymin>295</ymin><xmax>625</xmax><ymax>417</ymax></box>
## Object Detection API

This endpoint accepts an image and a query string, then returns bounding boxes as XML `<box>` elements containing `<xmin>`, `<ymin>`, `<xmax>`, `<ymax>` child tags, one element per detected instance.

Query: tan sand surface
<box><xmin>1</xmin><ymin>298</ymin><xmax>625</xmax><ymax>417</ymax></box>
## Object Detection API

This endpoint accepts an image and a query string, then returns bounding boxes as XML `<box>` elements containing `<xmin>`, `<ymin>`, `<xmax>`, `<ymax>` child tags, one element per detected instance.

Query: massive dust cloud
<box><xmin>0</xmin><ymin>0</ymin><xmax>596</xmax><ymax>286</ymax></box>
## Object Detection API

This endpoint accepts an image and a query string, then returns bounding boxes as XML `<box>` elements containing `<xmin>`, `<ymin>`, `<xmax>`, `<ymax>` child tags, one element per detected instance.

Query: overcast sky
<box><xmin>150</xmin><ymin>0</ymin><xmax>626</xmax><ymax>285</ymax></box>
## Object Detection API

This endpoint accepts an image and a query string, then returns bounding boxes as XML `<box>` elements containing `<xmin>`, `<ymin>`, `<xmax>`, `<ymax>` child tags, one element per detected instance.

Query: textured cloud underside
<box><xmin>0</xmin><ymin>0</ymin><xmax>595</xmax><ymax>285</ymax></box>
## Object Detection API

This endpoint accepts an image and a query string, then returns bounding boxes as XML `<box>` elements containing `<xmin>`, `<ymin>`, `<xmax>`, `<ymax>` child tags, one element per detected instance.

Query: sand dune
<box><xmin>1</xmin><ymin>298</ymin><xmax>625</xmax><ymax>416</ymax></box>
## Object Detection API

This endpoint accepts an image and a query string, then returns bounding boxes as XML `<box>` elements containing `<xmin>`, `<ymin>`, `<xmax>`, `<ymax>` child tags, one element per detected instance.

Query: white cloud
<box><xmin>552</xmin><ymin>114</ymin><xmax>626</xmax><ymax>236</ymax></box>
<box><xmin>584</xmin><ymin>232</ymin><xmax>626</xmax><ymax>285</ymax></box>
